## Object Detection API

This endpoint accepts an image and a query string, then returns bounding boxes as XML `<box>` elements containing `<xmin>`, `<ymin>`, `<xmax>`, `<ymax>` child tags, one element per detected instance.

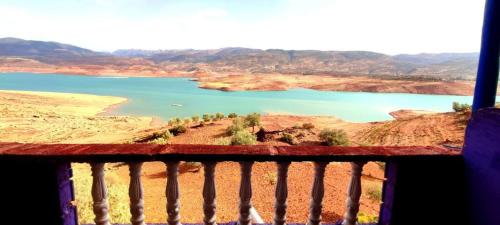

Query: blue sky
<box><xmin>0</xmin><ymin>0</ymin><xmax>486</xmax><ymax>54</ymax></box>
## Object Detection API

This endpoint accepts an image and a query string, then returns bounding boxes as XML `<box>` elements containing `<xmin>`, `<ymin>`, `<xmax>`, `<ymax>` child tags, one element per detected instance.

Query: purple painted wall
<box><xmin>464</xmin><ymin>108</ymin><xmax>500</xmax><ymax>225</ymax></box>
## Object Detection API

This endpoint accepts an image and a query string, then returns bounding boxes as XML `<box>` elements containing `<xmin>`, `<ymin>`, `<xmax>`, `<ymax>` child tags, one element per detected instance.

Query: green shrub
<box><xmin>279</xmin><ymin>133</ymin><xmax>296</xmax><ymax>145</ymax></box>
<box><xmin>319</xmin><ymin>128</ymin><xmax>349</xmax><ymax>146</ymax></box>
<box><xmin>230</xmin><ymin>130</ymin><xmax>257</xmax><ymax>145</ymax></box>
<box><xmin>452</xmin><ymin>102</ymin><xmax>471</xmax><ymax>113</ymax></box>
<box><xmin>169</xmin><ymin>124</ymin><xmax>187</xmax><ymax>136</ymax></box>
<box><xmin>184</xmin><ymin>118</ymin><xmax>191</xmax><ymax>125</ymax></box>
<box><xmin>148</xmin><ymin>130</ymin><xmax>172</xmax><ymax>144</ymax></box>
<box><xmin>202</xmin><ymin>114</ymin><xmax>211</xmax><ymax>122</ymax></box>
<box><xmin>244</xmin><ymin>113</ymin><xmax>261</xmax><ymax>132</ymax></box>
<box><xmin>191</xmin><ymin>115</ymin><xmax>200</xmax><ymax>123</ymax></box>
<box><xmin>174</xmin><ymin>117</ymin><xmax>183</xmax><ymax>125</ymax></box>
<box><xmin>228</xmin><ymin>113</ymin><xmax>238</xmax><ymax>118</ymax></box>
<box><xmin>215</xmin><ymin>112</ymin><xmax>225</xmax><ymax>120</ymax></box>
<box><xmin>302</xmin><ymin>122</ymin><xmax>315</xmax><ymax>130</ymax></box>
<box><xmin>225</xmin><ymin>118</ymin><xmax>247</xmax><ymax>136</ymax></box>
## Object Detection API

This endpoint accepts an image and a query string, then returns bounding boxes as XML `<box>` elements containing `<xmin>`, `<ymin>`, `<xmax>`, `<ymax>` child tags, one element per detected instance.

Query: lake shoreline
<box><xmin>0</xmin><ymin>68</ymin><xmax>477</xmax><ymax>96</ymax></box>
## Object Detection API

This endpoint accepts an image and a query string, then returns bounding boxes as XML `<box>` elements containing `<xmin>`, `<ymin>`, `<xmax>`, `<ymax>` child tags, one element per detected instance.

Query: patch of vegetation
<box><xmin>191</xmin><ymin>115</ymin><xmax>200</xmax><ymax>123</ymax></box>
<box><xmin>214</xmin><ymin>137</ymin><xmax>231</xmax><ymax>145</ymax></box>
<box><xmin>230</xmin><ymin>130</ymin><xmax>257</xmax><ymax>145</ymax></box>
<box><xmin>225</xmin><ymin>118</ymin><xmax>247</xmax><ymax>136</ymax></box>
<box><xmin>292</xmin><ymin>124</ymin><xmax>301</xmax><ymax>129</ymax></box>
<box><xmin>228</xmin><ymin>112</ymin><xmax>238</xmax><ymax>118</ymax></box>
<box><xmin>302</xmin><ymin>122</ymin><xmax>315</xmax><ymax>130</ymax></box>
<box><xmin>183</xmin><ymin>118</ymin><xmax>191</xmax><ymax>125</ymax></box>
<box><xmin>148</xmin><ymin>130</ymin><xmax>172</xmax><ymax>144</ymax></box>
<box><xmin>279</xmin><ymin>132</ymin><xmax>296</xmax><ymax>145</ymax></box>
<box><xmin>244</xmin><ymin>112</ymin><xmax>261</xmax><ymax>133</ymax></box>
<box><xmin>319</xmin><ymin>128</ymin><xmax>349</xmax><ymax>146</ymax></box>
<box><xmin>202</xmin><ymin>113</ymin><xmax>212</xmax><ymax>122</ymax></box>
<box><xmin>357</xmin><ymin>212</ymin><xmax>379</xmax><ymax>224</ymax></box>
<box><xmin>215</xmin><ymin>112</ymin><xmax>225</xmax><ymax>120</ymax></box>
<box><xmin>169</xmin><ymin>124</ymin><xmax>187</xmax><ymax>136</ymax></box>
<box><xmin>452</xmin><ymin>101</ymin><xmax>471</xmax><ymax>113</ymax></box>
<box><xmin>366</xmin><ymin>184</ymin><xmax>383</xmax><ymax>202</ymax></box>
<box><xmin>264</xmin><ymin>171</ymin><xmax>278</xmax><ymax>185</ymax></box>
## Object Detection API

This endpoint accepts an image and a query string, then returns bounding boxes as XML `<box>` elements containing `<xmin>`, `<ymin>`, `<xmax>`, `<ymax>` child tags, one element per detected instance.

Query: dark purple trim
<box><xmin>56</xmin><ymin>163</ymin><xmax>78</xmax><ymax>225</ymax></box>
<box><xmin>378</xmin><ymin>162</ymin><xmax>398</xmax><ymax>225</ymax></box>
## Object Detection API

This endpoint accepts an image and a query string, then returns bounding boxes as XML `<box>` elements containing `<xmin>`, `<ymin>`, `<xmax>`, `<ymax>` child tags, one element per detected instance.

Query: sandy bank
<box><xmin>0</xmin><ymin>90</ymin><xmax>155</xmax><ymax>143</ymax></box>
<box><xmin>0</xmin><ymin>65</ymin><xmax>477</xmax><ymax>95</ymax></box>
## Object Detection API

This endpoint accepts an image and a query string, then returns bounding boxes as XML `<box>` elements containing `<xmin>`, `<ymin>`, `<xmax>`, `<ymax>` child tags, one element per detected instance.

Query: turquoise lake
<box><xmin>0</xmin><ymin>73</ymin><xmax>473</xmax><ymax>122</ymax></box>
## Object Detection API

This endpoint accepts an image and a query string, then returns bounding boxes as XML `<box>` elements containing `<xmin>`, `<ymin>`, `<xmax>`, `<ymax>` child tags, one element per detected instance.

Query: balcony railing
<box><xmin>0</xmin><ymin>143</ymin><xmax>462</xmax><ymax>225</ymax></box>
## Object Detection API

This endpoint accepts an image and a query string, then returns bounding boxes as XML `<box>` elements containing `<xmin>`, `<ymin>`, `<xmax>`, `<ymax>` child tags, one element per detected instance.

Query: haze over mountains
<box><xmin>0</xmin><ymin>37</ymin><xmax>478</xmax><ymax>80</ymax></box>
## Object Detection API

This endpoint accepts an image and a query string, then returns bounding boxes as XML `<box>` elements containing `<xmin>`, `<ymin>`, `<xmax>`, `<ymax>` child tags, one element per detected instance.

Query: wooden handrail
<box><xmin>0</xmin><ymin>142</ymin><xmax>460</xmax><ymax>162</ymax></box>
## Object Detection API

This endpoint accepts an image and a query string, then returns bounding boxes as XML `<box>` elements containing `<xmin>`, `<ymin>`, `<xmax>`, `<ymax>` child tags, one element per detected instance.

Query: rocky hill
<box><xmin>0</xmin><ymin>37</ymin><xmax>478</xmax><ymax>80</ymax></box>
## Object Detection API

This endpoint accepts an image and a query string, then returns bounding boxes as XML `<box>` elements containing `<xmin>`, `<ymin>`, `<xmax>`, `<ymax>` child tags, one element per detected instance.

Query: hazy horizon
<box><xmin>0</xmin><ymin>0</ymin><xmax>486</xmax><ymax>55</ymax></box>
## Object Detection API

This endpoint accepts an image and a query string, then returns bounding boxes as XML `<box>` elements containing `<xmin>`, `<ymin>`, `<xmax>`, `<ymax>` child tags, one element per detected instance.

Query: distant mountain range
<box><xmin>0</xmin><ymin>37</ymin><xmax>479</xmax><ymax>80</ymax></box>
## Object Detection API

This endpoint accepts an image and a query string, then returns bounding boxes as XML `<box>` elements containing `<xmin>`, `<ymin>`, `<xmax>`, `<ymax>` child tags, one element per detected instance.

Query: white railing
<box><xmin>89</xmin><ymin>160</ymin><xmax>367</xmax><ymax>225</ymax></box>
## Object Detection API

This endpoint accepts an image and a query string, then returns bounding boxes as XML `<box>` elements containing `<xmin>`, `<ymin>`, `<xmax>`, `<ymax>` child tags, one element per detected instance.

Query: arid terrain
<box><xmin>0</xmin><ymin>37</ymin><xmax>483</xmax><ymax>96</ymax></box>
<box><xmin>0</xmin><ymin>90</ymin><xmax>468</xmax><ymax>223</ymax></box>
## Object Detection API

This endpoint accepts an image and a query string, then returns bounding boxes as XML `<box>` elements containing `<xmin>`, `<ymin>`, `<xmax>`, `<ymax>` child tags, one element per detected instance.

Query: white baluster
<box><xmin>274</xmin><ymin>161</ymin><xmax>291</xmax><ymax>225</ymax></box>
<box><xmin>342</xmin><ymin>161</ymin><xmax>367</xmax><ymax>225</ymax></box>
<box><xmin>202</xmin><ymin>161</ymin><xmax>217</xmax><ymax>225</ymax></box>
<box><xmin>239</xmin><ymin>161</ymin><xmax>254</xmax><ymax>225</ymax></box>
<box><xmin>90</xmin><ymin>162</ymin><xmax>111</xmax><ymax>225</ymax></box>
<box><xmin>129</xmin><ymin>162</ymin><xmax>145</xmax><ymax>225</ymax></box>
<box><xmin>166</xmin><ymin>161</ymin><xmax>181</xmax><ymax>225</ymax></box>
<box><xmin>307</xmin><ymin>162</ymin><xmax>328</xmax><ymax>225</ymax></box>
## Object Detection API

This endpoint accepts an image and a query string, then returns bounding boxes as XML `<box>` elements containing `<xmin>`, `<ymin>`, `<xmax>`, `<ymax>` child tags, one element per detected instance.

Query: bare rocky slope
<box><xmin>0</xmin><ymin>37</ymin><xmax>478</xmax><ymax>80</ymax></box>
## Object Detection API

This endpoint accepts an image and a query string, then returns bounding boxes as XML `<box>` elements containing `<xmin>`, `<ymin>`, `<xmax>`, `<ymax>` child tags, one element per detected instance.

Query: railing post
<box><xmin>129</xmin><ymin>162</ymin><xmax>145</xmax><ymax>225</ymax></box>
<box><xmin>307</xmin><ymin>162</ymin><xmax>328</xmax><ymax>225</ymax></box>
<box><xmin>166</xmin><ymin>161</ymin><xmax>181</xmax><ymax>225</ymax></box>
<box><xmin>90</xmin><ymin>162</ymin><xmax>111</xmax><ymax>225</ymax></box>
<box><xmin>202</xmin><ymin>161</ymin><xmax>217</xmax><ymax>225</ymax></box>
<box><xmin>274</xmin><ymin>161</ymin><xmax>291</xmax><ymax>225</ymax></box>
<box><xmin>238</xmin><ymin>161</ymin><xmax>254</xmax><ymax>225</ymax></box>
<box><xmin>342</xmin><ymin>161</ymin><xmax>367</xmax><ymax>225</ymax></box>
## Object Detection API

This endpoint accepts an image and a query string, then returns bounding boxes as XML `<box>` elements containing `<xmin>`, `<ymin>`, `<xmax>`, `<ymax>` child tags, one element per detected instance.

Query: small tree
<box><xmin>279</xmin><ymin>133</ymin><xmax>296</xmax><ymax>145</ymax></box>
<box><xmin>319</xmin><ymin>128</ymin><xmax>349</xmax><ymax>146</ymax></box>
<box><xmin>228</xmin><ymin>113</ymin><xmax>238</xmax><ymax>118</ymax></box>
<box><xmin>215</xmin><ymin>112</ymin><xmax>225</xmax><ymax>120</ymax></box>
<box><xmin>203</xmin><ymin>114</ymin><xmax>211</xmax><ymax>122</ymax></box>
<box><xmin>149</xmin><ymin>130</ymin><xmax>172</xmax><ymax>144</ymax></box>
<box><xmin>452</xmin><ymin>102</ymin><xmax>471</xmax><ymax>113</ymax></box>
<box><xmin>225</xmin><ymin>118</ymin><xmax>246</xmax><ymax>136</ymax></box>
<box><xmin>244</xmin><ymin>113</ymin><xmax>261</xmax><ymax>133</ymax></box>
<box><xmin>231</xmin><ymin>130</ymin><xmax>257</xmax><ymax>145</ymax></box>
<box><xmin>191</xmin><ymin>115</ymin><xmax>200</xmax><ymax>123</ymax></box>
<box><xmin>169</xmin><ymin>124</ymin><xmax>187</xmax><ymax>136</ymax></box>
<box><xmin>173</xmin><ymin>117</ymin><xmax>182</xmax><ymax>125</ymax></box>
